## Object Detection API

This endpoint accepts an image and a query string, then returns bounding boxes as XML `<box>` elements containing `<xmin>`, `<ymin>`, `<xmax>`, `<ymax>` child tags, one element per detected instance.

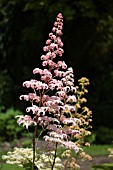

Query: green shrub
<box><xmin>0</xmin><ymin>108</ymin><xmax>25</xmax><ymax>142</ymax></box>
<box><xmin>21</xmin><ymin>139</ymin><xmax>32</xmax><ymax>148</ymax></box>
<box><xmin>95</xmin><ymin>126</ymin><xmax>113</xmax><ymax>144</ymax></box>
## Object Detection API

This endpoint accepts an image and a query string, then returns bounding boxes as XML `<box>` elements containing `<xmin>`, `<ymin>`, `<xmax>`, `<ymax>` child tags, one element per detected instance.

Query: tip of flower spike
<box><xmin>57</xmin><ymin>13</ymin><xmax>63</xmax><ymax>19</ymax></box>
<box><xmin>33</xmin><ymin>68</ymin><xmax>42</xmax><ymax>74</ymax></box>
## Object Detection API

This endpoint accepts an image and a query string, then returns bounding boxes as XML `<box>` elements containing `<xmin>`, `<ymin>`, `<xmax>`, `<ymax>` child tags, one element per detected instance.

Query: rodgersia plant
<box><xmin>16</xmin><ymin>13</ymin><xmax>81</xmax><ymax>170</ymax></box>
<box><xmin>2</xmin><ymin>13</ymin><xmax>92</xmax><ymax>170</ymax></box>
<box><xmin>74</xmin><ymin>78</ymin><xmax>92</xmax><ymax>161</ymax></box>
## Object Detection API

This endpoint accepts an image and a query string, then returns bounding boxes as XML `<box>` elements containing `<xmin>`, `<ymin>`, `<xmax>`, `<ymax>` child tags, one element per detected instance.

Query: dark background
<box><xmin>0</xmin><ymin>0</ymin><xmax>113</xmax><ymax>141</ymax></box>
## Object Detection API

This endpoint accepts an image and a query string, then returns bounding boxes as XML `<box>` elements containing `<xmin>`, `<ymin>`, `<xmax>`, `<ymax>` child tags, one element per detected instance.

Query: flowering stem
<box><xmin>51</xmin><ymin>142</ymin><xmax>58</xmax><ymax>170</ymax></box>
<box><xmin>32</xmin><ymin>124</ymin><xmax>37</xmax><ymax>170</ymax></box>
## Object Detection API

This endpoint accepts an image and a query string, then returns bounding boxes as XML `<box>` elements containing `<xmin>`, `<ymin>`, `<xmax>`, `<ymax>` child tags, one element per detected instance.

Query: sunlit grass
<box><xmin>0</xmin><ymin>164</ymin><xmax>24</xmax><ymax>170</ymax></box>
<box><xmin>0</xmin><ymin>151</ymin><xmax>7</xmax><ymax>163</ymax></box>
<box><xmin>57</xmin><ymin>145</ymin><xmax>113</xmax><ymax>157</ymax></box>
<box><xmin>83</xmin><ymin>145</ymin><xmax>113</xmax><ymax>157</ymax></box>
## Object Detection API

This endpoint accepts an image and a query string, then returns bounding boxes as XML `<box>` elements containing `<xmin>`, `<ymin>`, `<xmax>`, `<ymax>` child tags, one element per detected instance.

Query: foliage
<box><xmin>21</xmin><ymin>139</ymin><xmax>32</xmax><ymax>148</ymax></box>
<box><xmin>95</xmin><ymin>126</ymin><xmax>113</xmax><ymax>144</ymax></box>
<box><xmin>0</xmin><ymin>72</ymin><xmax>13</xmax><ymax>107</ymax></box>
<box><xmin>0</xmin><ymin>108</ymin><xmax>25</xmax><ymax>142</ymax></box>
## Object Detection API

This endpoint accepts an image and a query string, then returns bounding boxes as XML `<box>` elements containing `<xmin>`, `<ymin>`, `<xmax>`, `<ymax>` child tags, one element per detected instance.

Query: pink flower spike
<box><xmin>18</xmin><ymin>13</ymin><xmax>84</xmax><ymax>156</ymax></box>
<box><xmin>57</xmin><ymin>13</ymin><xmax>63</xmax><ymax>19</ymax></box>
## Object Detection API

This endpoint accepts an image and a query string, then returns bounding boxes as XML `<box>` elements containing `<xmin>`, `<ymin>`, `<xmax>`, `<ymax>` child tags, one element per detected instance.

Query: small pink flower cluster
<box><xmin>16</xmin><ymin>115</ymin><xmax>37</xmax><ymax>129</ymax></box>
<box><xmin>16</xmin><ymin>13</ymin><xmax>81</xmax><ymax>153</ymax></box>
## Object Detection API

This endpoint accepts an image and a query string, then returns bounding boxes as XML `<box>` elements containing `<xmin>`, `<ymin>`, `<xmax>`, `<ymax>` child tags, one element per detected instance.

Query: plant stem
<box><xmin>32</xmin><ymin>124</ymin><xmax>37</xmax><ymax>170</ymax></box>
<box><xmin>31</xmin><ymin>90</ymin><xmax>44</xmax><ymax>170</ymax></box>
<box><xmin>51</xmin><ymin>142</ymin><xmax>58</xmax><ymax>170</ymax></box>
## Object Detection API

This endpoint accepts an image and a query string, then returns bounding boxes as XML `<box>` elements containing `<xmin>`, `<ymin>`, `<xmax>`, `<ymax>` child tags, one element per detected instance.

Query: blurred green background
<box><xmin>0</xmin><ymin>0</ymin><xmax>113</xmax><ymax>144</ymax></box>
